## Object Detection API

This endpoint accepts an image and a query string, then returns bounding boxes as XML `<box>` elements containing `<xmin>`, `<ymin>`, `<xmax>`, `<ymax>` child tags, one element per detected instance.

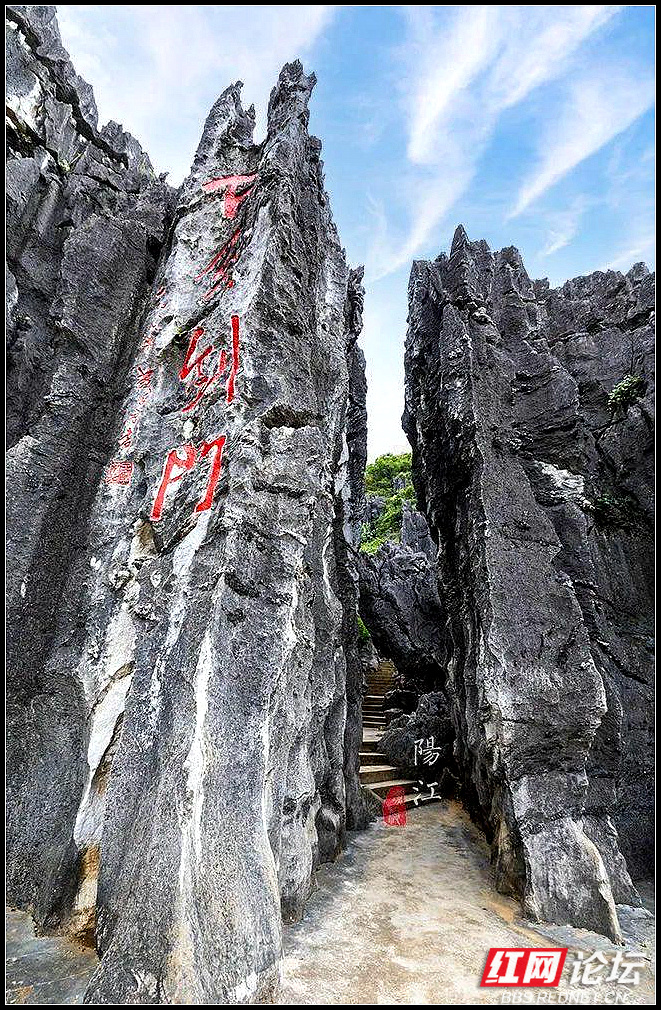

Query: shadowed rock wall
<box><xmin>7</xmin><ymin>2</ymin><xmax>175</xmax><ymax>926</ymax></box>
<box><xmin>403</xmin><ymin>226</ymin><xmax>654</xmax><ymax>941</ymax></box>
<box><xmin>406</xmin><ymin>227</ymin><xmax>654</xmax><ymax>937</ymax></box>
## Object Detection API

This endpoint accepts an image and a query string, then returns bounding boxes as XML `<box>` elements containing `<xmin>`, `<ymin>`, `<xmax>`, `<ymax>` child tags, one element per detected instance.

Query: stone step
<box><xmin>361</xmin><ymin>734</ymin><xmax>383</xmax><ymax>750</ymax></box>
<box><xmin>359</xmin><ymin>764</ymin><xmax>400</xmax><ymax>784</ymax></box>
<box><xmin>369</xmin><ymin>778</ymin><xmax>418</xmax><ymax>799</ymax></box>
<box><xmin>358</xmin><ymin>750</ymin><xmax>388</xmax><ymax>765</ymax></box>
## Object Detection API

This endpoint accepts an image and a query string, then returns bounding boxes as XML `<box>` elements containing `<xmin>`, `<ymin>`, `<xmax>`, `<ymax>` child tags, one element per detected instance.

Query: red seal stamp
<box><xmin>383</xmin><ymin>785</ymin><xmax>407</xmax><ymax>826</ymax></box>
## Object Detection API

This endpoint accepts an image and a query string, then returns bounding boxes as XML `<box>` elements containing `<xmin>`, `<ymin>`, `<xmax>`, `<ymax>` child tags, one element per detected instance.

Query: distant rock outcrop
<box><xmin>6</xmin><ymin>6</ymin><xmax>367</xmax><ymax>1004</ymax></box>
<box><xmin>404</xmin><ymin>226</ymin><xmax>654</xmax><ymax>940</ymax></box>
<box><xmin>358</xmin><ymin>502</ymin><xmax>447</xmax><ymax>698</ymax></box>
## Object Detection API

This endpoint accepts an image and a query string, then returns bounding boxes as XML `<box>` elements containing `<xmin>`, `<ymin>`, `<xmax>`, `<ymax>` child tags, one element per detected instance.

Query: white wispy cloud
<box><xmin>511</xmin><ymin>65</ymin><xmax>655</xmax><ymax>217</ymax></box>
<box><xmin>367</xmin><ymin>4</ymin><xmax>623</xmax><ymax>279</ymax></box>
<box><xmin>57</xmin><ymin>5</ymin><xmax>336</xmax><ymax>183</ymax></box>
<box><xmin>606</xmin><ymin>232</ymin><xmax>656</xmax><ymax>272</ymax></box>
<box><xmin>540</xmin><ymin>196</ymin><xmax>590</xmax><ymax>256</ymax></box>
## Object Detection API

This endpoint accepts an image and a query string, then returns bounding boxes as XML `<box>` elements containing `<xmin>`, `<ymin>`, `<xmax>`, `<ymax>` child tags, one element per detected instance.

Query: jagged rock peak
<box><xmin>188</xmin><ymin>81</ymin><xmax>257</xmax><ymax>186</ymax></box>
<box><xmin>404</xmin><ymin>229</ymin><xmax>654</xmax><ymax>942</ymax></box>
<box><xmin>7</xmin><ymin>9</ymin><xmax>367</xmax><ymax>1005</ymax></box>
<box><xmin>268</xmin><ymin>58</ymin><xmax>317</xmax><ymax>133</ymax></box>
<box><xmin>6</xmin><ymin>5</ymin><xmax>155</xmax><ymax>170</ymax></box>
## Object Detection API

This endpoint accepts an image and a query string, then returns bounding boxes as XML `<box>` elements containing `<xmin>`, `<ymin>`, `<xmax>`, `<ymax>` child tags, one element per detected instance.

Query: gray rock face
<box><xmin>358</xmin><ymin>503</ymin><xmax>447</xmax><ymax>695</ymax></box>
<box><xmin>380</xmin><ymin>691</ymin><xmax>459</xmax><ymax>800</ymax></box>
<box><xmin>7</xmin><ymin>7</ymin><xmax>367</xmax><ymax>1005</ymax></box>
<box><xmin>7</xmin><ymin>3</ymin><xmax>175</xmax><ymax>929</ymax></box>
<box><xmin>404</xmin><ymin>226</ymin><xmax>654</xmax><ymax>941</ymax></box>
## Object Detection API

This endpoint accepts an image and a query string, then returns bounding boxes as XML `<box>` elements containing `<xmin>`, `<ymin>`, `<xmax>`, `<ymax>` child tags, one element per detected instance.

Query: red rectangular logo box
<box><xmin>481</xmin><ymin>947</ymin><xmax>569</xmax><ymax>987</ymax></box>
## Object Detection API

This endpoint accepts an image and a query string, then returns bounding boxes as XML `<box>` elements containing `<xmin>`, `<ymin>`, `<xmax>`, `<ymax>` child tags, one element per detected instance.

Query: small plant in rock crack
<box><xmin>357</xmin><ymin>616</ymin><xmax>372</xmax><ymax>644</ymax></box>
<box><xmin>582</xmin><ymin>494</ymin><xmax>638</xmax><ymax>533</ymax></box>
<box><xmin>607</xmin><ymin>374</ymin><xmax>646</xmax><ymax>418</ymax></box>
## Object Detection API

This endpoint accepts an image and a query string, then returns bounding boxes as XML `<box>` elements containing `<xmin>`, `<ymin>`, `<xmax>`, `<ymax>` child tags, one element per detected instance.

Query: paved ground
<box><xmin>6</xmin><ymin>801</ymin><xmax>655</xmax><ymax>1005</ymax></box>
<box><xmin>5</xmin><ymin>910</ymin><xmax>97</xmax><ymax>1005</ymax></box>
<box><xmin>278</xmin><ymin>802</ymin><xmax>655</xmax><ymax>1005</ymax></box>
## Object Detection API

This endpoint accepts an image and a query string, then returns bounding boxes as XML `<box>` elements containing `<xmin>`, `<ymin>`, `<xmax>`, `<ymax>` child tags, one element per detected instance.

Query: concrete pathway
<box><xmin>5</xmin><ymin>802</ymin><xmax>655</xmax><ymax>1005</ymax></box>
<box><xmin>278</xmin><ymin>802</ymin><xmax>655</xmax><ymax>1005</ymax></box>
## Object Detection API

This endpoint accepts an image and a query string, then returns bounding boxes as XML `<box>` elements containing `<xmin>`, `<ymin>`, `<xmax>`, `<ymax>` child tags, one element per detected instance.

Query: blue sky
<box><xmin>57</xmin><ymin>5</ymin><xmax>655</xmax><ymax>459</ymax></box>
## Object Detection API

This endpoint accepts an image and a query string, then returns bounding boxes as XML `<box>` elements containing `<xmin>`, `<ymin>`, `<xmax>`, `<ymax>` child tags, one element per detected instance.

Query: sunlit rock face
<box><xmin>6</xmin><ymin>5</ymin><xmax>367</xmax><ymax>1004</ymax></box>
<box><xmin>403</xmin><ymin>226</ymin><xmax>654</xmax><ymax>941</ymax></box>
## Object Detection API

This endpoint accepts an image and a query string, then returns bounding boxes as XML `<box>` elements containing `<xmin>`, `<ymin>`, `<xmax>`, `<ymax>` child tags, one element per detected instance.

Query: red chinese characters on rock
<box><xmin>179</xmin><ymin>315</ymin><xmax>239</xmax><ymax>413</ymax></box>
<box><xmin>195</xmin><ymin>173</ymin><xmax>256</xmax><ymax>299</ymax></box>
<box><xmin>141</xmin><ymin>330</ymin><xmax>156</xmax><ymax>354</ymax></box>
<box><xmin>105</xmin><ymin>460</ymin><xmax>134</xmax><ymax>486</ymax></box>
<box><xmin>194</xmin><ymin>229</ymin><xmax>241</xmax><ymax>300</ymax></box>
<box><xmin>149</xmin><ymin>315</ymin><xmax>240</xmax><ymax>519</ymax></box>
<box><xmin>201</xmin><ymin>173</ymin><xmax>256</xmax><ymax>219</ymax></box>
<box><xmin>137</xmin><ymin>364</ymin><xmax>155</xmax><ymax>389</ymax></box>
<box><xmin>150</xmin><ymin>435</ymin><xmax>226</xmax><ymax>521</ymax></box>
<box><xmin>146</xmin><ymin>172</ymin><xmax>253</xmax><ymax>520</ymax></box>
<box><xmin>383</xmin><ymin>786</ymin><xmax>407</xmax><ymax>827</ymax></box>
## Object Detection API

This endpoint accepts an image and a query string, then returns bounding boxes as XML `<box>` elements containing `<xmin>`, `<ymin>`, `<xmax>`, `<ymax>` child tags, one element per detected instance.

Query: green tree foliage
<box><xmin>361</xmin><ymin>452</ymin><xmax>416</xmax><ymax>554</ymax></box>
<box><xmin>364</xmin><ymin>452</ymin><xmax>413</xmax><ymax>496</ymax></box>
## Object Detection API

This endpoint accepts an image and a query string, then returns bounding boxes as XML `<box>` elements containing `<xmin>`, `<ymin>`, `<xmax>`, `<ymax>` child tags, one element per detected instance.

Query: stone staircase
<box><xmin>359</xmin><ymin>659</ymin><xmax>436</xmax><ymax>811</ymax></box>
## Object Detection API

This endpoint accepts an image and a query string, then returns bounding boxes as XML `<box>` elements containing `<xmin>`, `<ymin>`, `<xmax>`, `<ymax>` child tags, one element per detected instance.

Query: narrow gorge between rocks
<box><xmin>5</xmin><ymin>5</ymin><xmax>655</xmax><ymax>1007</ymax></box>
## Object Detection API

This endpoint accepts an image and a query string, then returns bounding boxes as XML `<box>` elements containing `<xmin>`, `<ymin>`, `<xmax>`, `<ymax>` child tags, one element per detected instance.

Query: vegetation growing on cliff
<box><xmin>582</xmin><ymin>490</ymin><xmax>652</xmax><ymax>535</ymax></box>
<box><xmin>361</xmin><ymin>452</ymin><xmax>416</xmax><ymax>554</ymax></box>
<box><xmin>608</xmin><ymin>374</ymin><xmax>646</xmax><ymax>417</ymax></box>
<box><xmin>357</xmin><ymin>615</ymin><xmax>371</xmax><ymax>643</ymax></box>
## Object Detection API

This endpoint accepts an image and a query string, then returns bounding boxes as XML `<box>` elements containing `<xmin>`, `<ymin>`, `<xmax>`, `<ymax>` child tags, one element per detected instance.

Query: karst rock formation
<box><xmin>5</xmin><ymin>3</ymin><xmax>656</xmax><ymax>1004</ymax></box>
<box><xmin>404</xmin><ymin>225</ymin><xmax>654</xmax><ymax>941</ymax></box>
<box><xmin>7</xmin><ymin>5</ymin><xmax>368</xmax><ymax>1003</ymax></box>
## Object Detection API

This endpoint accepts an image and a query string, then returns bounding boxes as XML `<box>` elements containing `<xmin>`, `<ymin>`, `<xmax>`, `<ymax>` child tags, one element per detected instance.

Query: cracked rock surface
<box><xmin>7</xmin><ymin>6</ymin><xmax>367</xmax><ymax>1004</ymax></box>
<box><xmin>7</xmin><ymin>2</ymin><xmax>175</xmax><ymax>932</ymax></box>
<box><xmin>403</xmin><ymin>226</ymin><xmax>654</xmax><ymax>941</ymax></box>
<box><xmin>358</xmin><ymin>502</ymin><xmax>447</xmax><ymax>697</ymax></box>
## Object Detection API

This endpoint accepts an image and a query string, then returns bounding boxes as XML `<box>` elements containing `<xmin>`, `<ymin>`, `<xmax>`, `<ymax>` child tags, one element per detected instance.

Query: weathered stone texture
<box><xmin>358</xmin><ymin>502</ymin><xmax>447</xmax><ymax>698</ymax></box>
<box><xmin>6</xmin><ymin>3</ymin><xmax>174</xmax><ymax>929</ymax></box>
<box><xmin>403</xmin><ymin>226</ymin><xmax>654</xmax><ymax>940</ymax></box>
<box><xmin>6</xmin><ymin>7</ymin><xmax>366</xmax><ymax>1005</ymax></box>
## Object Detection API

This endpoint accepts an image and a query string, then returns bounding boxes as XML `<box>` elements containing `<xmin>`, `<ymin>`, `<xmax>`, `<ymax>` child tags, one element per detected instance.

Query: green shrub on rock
<box><xmin>607</xmin><ymin>374</ymin><xmax>646</xmax><ymax>417</ymax></box>
<box><xmin>361</xmin><ymin>453</ymin><xmax>416</xmax><ymax>553</ymax></box>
